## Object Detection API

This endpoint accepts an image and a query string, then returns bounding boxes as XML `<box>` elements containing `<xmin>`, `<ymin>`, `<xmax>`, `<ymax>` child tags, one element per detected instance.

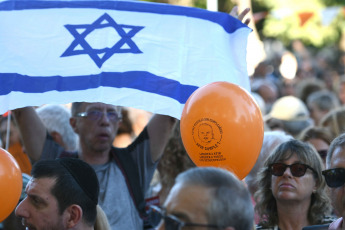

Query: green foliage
<box><xmin>134</xmin><ymin>0</ymin><xmax>345</xmax><ymax>48</ymax></box>
<box><xmin>324</xmin><ymin>0</ymin><xmax>345</xmax><ymax>6</ymax></box>
<box><xmin>260</xmin><ymin>0</ymin><xmax>345</xmax><ymax>47</ymax></box>
<box><xmin>194</xmin><ymin>0</ymin><xmax>206</xmax><ymax>9</ymax></box>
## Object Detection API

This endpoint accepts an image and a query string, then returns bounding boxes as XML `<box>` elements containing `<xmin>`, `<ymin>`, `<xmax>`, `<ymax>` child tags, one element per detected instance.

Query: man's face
<box><xmin>71</xmin><ymin>102</ymin><xmax>120</xmax><ymax>153</ymax></box>
<box><xmin>15</xmin><ymin>177</ymin><xmax>68</xmax><ymax>230</ymax></box>
<box><xmin>328</xmin><ymin>147</ymin><xmax>345</xmax><ymax>218</ymax></box>
<box><xmin>157</xmin><ymin>183</ymin><xmax>211</xmax><ymax>230</ymax></box>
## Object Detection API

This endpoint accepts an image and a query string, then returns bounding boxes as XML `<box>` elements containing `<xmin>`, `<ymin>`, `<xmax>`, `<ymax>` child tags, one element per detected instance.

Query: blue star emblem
<box><xmin>61</xmin><ymin>13</ymin><xmax>144</xmax><ymax>68</ymax></box>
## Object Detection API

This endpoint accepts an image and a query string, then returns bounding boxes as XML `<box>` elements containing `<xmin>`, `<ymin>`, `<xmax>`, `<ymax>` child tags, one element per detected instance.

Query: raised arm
<box><xmin>230</xmin><ymin>6</ymin><xmax>251</xmax><ymax>26</ymax></box>
<box><xmin>12</xmin><ymin>107</ymin><xmax>47</xmax><ymax>162</ymax></box>
<box><xmin>147</xmin><ymin>114</ymin><xmax>177</xmax><ymax>162</ymax></box>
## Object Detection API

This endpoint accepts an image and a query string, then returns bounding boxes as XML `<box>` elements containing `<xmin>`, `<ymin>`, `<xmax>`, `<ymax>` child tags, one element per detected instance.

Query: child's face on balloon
<box><xmin>198</xmin><ymin>124</ymin><xmax>213</xmax><ymax>143</ymax></box>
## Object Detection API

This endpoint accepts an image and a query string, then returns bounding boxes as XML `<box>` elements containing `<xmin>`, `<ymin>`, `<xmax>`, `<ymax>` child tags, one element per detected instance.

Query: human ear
<box><xmin>50</xmin><ymin>131</ymin><xmax>65</xmax><ymax>148</ymax></box>
<box><xmin>65</xmin><ymin>204</ymin><xmax>83</xmax><ymax>228</ymax></box>
<box><xmin>69</xmin><ymin>117</ymin><xmax>79</xmax><ymax>134</ymax></box>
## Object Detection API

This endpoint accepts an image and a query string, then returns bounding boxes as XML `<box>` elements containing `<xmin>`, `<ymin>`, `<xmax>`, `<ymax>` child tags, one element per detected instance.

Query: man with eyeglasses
<box><xmin>149</xmin><ymin>167</ymin><xmax>254</xmax><ymax>230</ymax></box>
<box><xmin>12</xmin><ymin>102</ymin><xmax>176</xmax><ymax>230</ymax></box>
<box><xmin>321</xmin><ymin>133</ymin><xmax>345</xmax><ymax>230</ymax></box>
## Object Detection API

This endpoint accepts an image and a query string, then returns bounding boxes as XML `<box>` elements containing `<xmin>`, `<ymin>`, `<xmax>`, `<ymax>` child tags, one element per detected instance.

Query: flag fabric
<box><xmin>0</xmin><ymin>0</ymin><xmax>251</xmax><ymax>119</ymax></box>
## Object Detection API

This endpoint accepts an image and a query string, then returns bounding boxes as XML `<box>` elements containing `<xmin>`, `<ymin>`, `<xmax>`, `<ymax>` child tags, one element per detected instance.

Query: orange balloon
<box><xmin>180</xmin><ymin>82</ymin><xmax>264</xmax><ymax>179</ymax></box>
<box><xmin>0</xmin><ymin>148</ymin><xmax>22</xmax><ymax>222</ymax></box>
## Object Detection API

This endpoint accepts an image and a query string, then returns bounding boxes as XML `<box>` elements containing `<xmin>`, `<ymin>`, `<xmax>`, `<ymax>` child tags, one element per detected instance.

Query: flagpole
<box><xmin>207</xmin><ymin>0</ymin><xmax>218</xmax><ymax>11</ymax></box>
<box><xmin>5</xmin><ymin>113</ymin><xmax>10</xmax><ymax>150</ymax></box>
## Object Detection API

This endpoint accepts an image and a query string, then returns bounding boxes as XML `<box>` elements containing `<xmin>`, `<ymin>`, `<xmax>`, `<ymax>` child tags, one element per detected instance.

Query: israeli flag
<box><xmin>0</xmin><ymin>0</ymin><xmax>251</xmax><ymax>119</ymax></box>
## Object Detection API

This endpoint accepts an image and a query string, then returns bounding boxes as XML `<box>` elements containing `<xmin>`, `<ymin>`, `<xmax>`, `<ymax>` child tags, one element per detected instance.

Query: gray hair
<box><xmin>281</xmin><ymin>119</ymin><xmax>313</xmax><ymax>137</ymax></box>
<box><xmin>307</xmin><ymin>90</ymin><xmax>340</xmax><ymax>112</ymax></box>
<box><xmin>327</xmin><ymin>133</ymin><xmax>345</xmax><ymax>168</ymax></box>
<box><xmin>245</xmin><ymin>131</ymin><xmax>293</xmax><ymax>195</ymax></box>
<box><xmin>36</xmin><ymin>104</ymin><xmax>78</xmax><ymax>151</ymax></box>
<box><xmin>175</xmin><ymin>167</ymin><xmax>254</xmax><ymax>230</ymax></box>
<box><xmin>320</xmin><ymin>107</ymin><xmax>345</xmax><ymax>141</ymax></box>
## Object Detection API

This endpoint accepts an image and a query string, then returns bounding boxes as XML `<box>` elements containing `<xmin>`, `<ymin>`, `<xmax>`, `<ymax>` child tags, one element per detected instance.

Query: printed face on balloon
<box><xmin>198</xmin><ymin>123</ymin><xmax>213</xmax><ymax>143</ymax></box>
<box><xmin>193</xmin><ymin>118</ymin><xmax>222</xmax><ymax>151</ymax></box>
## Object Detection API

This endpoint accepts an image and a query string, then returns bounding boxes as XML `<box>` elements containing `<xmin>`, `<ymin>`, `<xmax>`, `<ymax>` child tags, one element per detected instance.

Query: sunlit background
<box><xmin>142</xmin><ymin>0</ymin><xmax>345</xmax><ymax>84</ymax></box>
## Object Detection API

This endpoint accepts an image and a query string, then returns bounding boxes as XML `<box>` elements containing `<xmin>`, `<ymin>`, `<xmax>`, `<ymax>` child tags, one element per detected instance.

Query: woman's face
<box><xmin>271</xmin><ymin>154</ymin><xmax>317</xmax><ymax>203</ymax></box>
<box><xmin>307</xmin><ymin>138</ymin><xmax>329</xmax><ymax>167</ymax></box>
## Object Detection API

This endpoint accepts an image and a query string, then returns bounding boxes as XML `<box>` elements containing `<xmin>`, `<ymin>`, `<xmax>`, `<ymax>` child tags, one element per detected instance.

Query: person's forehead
<box><xmin>164</xmin><ymin>183</ymin><xmax>211</xmax><ymax>221</ymax></box>
<box><xmin>329</xmin><ymin>146</ymin><xmax>345</xmax><ymax>168</ymax></box>
<box><xmin>83</xmin><ymin>102</ymin><xmax>117</xmax><ymax>111</ymax></box>
<box><xmin>278</xmin><ymin>153</ymin><xmax>301</xmax><ymax>163</ymax></box>
<box><xmin>26</xmin><ymin>177</ymin><xmax>56</xmax><ymax>196</ymax></box>
<box><xmin>308</xmin><ymin>138</ymin><xmax>329</xmax><ymax>149</ymax></box>
<box><xmin>308</xmin><ymin>102</ymin><xmax>318</xmax><ymax>110</ymax></box>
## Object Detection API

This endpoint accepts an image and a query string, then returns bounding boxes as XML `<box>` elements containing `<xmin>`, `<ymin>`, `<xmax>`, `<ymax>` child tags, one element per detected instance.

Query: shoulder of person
<box><xmin>302</xmin><ymin>224</ymin><xmax>329</xmax><ymax>230</ymax></box>
<box><xmin>321</xmin><ymin>215</ymin><xmax>338</xmax><ymax>224</ymax></box>
<box><xmin>256</xmin><ymin>224</ymin><xmax>278</xmax><ymax>230</ymax></box>
<box><xmin>301</xmin><ymin>216</ymin><xmax>336</xmax><ymax>230</ymax></box>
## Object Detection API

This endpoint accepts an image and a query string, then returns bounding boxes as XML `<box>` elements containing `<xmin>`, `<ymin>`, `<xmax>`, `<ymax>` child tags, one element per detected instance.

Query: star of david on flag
<box><xmin>0</xmin><ymin>0</ymin><xmax>251</xmax><ymax>119</ymax></box>
<box><xmin>62</xmin><ymin>13</ymin><xmax>144</xmax><ymax>68</ymax></box>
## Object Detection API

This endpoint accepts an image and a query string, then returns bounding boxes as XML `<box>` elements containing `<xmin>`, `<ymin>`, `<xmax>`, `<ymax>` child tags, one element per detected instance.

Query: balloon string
<box><xmin>5</xmin><ymin>113</ymin><xmax>11</xmax><ymax>150</ymax></box>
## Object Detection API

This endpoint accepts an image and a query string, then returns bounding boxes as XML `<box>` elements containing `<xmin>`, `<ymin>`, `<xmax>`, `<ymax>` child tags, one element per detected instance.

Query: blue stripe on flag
<box><xmin>0</xmin><ymin>71</ymin><xmax>198</xmax><ymax>104</ymax></box>
<box><xmin>0</xmin><ymin>0</ymin><xmax>247</xmax><ymax>34</ymax></box>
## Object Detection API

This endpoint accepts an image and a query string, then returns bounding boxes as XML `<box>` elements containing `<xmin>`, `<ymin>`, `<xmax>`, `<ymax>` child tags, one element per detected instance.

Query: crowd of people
<box><xmin>1</xmin><ymin>5</ymin><xmax>345</xmax><ymax>230</ymax></box>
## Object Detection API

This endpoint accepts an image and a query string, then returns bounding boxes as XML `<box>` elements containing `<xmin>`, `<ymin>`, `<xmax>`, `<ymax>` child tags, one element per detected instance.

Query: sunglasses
<box><xmin>269</xmin><ymin>163</ymin><xmax>316</xmax><ymax>177</ymax></box>
<box><xmin>149</xmin><ymin>206</ymin><xmax>222</xmax><ymax>230</ymax></box>
<box><xmin>322</xmin><ymin>168</ymin><xmax>345</xmax><ymax>188</ymax></box>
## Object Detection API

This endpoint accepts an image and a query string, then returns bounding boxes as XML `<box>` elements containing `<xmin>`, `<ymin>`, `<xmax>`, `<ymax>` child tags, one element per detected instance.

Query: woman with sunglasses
<box><xmin>255</xmin><ymin>139</ymin><xmax>332</xmax><ymax>230</ymax></box>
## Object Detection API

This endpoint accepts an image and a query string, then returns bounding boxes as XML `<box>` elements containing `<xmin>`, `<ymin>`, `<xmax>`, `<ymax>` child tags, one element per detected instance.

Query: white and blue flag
<box><xmin>0</xmin><ymin>0</ymin><xmax>251</xmax><ymax>119</ymax></box>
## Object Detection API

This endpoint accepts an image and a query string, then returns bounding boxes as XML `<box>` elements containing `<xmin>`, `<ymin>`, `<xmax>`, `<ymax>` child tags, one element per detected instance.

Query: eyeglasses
<box><xmin>149</xmin><ymin>206</ymin><xmax>222</xmax><ymax>230</ymax></box>
<box><xmin>317</xmin><ymin>150</ymin><xmax>328</xmax><ymax>159</ymax></box>
<box><xmin>322</xmin><ymin>168</ymin><xmax>345</xmax><ymax>188</ymax></box>
<box><xmin>269</xmin><ymin>163</ymin><xmax>316</xmax><ymax>177</ymax></box>
<box><xmin>76</xmin><ymin>110</ymin><xmax>122</xmax><ymax>121</ymax></box>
